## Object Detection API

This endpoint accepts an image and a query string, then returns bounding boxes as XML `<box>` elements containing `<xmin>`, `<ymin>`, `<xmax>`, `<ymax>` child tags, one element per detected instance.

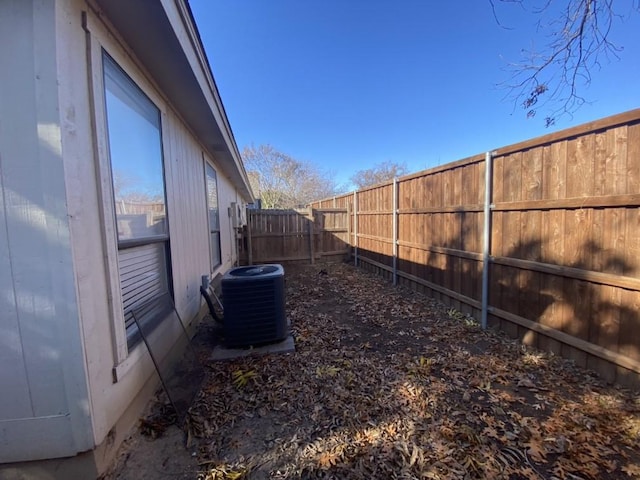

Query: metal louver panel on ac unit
<box><xmin>222</xmin><ymin>264</ymin><xmax>287</xmax><ymax>348</ymax></box>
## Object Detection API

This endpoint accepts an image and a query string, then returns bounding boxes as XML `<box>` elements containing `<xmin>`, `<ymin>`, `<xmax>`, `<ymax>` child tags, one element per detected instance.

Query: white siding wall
<box><xmin>0</xmin><ymin>0</ymin><xmax>93</xmax><ymax>462</ymax></box>
<box><xmin>163</xmin><ymin>112</ymin><xmax>209</xmax><ymax>319</ymax></box>
<box><xmin>217</xmin><ymin>169</ymin><xmax>242</xmax><ymax>267</ymax></box>
<box><xmin>163</xmin><ymin>111</ymin><xmax>240</xmax><ymax>317</ymax></box>
<box><xmin>54</xmin><ymin>0</ymin><xmax>245</xmax><ymax>448</ymax></box>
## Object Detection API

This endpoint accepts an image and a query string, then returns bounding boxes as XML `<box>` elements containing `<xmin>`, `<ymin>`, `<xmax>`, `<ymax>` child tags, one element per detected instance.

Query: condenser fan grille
<box><xmin>231</xmin><ymin>266</ymin><xmax>279</xmax><ymax>276</ymax></box>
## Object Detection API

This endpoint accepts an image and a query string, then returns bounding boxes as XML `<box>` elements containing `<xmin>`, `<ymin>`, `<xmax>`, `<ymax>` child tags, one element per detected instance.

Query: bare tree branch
<box><xmin>489</xmin><ymin>0</ymin><xmax>521</xmax><ymax>29</ymax></box>
<box><xmin>497</xmin><ymin>0</ymin><xmax>637</xmax><ymax>126</ymax></box>
<box><xmin>242</xmin><ymin>144</ymin><xmax>343</xmax><ymax>209</ymax></box>
<box><xmin>351</xmin><ymin>161</ymin><xmax>409</xmax><ymax>190</ymax></box>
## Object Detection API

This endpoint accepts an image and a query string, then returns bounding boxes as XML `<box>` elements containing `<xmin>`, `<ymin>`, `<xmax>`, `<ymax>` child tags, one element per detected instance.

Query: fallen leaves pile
<box><xmin>186</xmin><ymin>263</ymin><xmax>640</xmax><ymax>480</ymax></box>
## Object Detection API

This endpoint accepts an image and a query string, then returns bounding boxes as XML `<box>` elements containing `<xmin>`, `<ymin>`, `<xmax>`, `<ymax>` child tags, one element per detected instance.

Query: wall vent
<box><xmin>221</xmin><ymin>264</ymin><xmax>286</xmax><ymax>348</ymax></box>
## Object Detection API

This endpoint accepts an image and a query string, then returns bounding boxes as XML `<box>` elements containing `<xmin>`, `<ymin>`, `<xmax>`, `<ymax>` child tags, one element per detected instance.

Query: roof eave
<box><xmin>94</xmin><ymin>0</ymin><xmax>254</xmax><ymax>202</ymax></box>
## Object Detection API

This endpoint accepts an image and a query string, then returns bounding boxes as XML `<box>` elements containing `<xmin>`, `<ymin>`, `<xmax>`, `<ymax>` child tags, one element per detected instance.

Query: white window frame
<box><xmin>102</xmin><ymin>51</ymin><xmax>173</xmax><ymax>350</ymax></box>
<box><xmin>205</xmin><ymin>161</ymin><xmax>222</xmax><ymax>272</ymax></box>
<box><xmin>86</xmin><ymin>23</ymin><xmax>174</xmax><ymax>370</ymax></box>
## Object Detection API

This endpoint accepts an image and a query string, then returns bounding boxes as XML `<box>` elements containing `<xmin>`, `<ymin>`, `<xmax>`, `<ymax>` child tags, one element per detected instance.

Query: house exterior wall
<box><xmin>1</xmin><ymin>0</ymin><xmax>250</xmax><ymax>467</ymax></box>
<box><xmin>63</xmin><ymin>0</ymin><xmax>246</xmax><ymax>448</ymax></box>
<box><xmin>0</xmin><ymin>0</ymin><xmax>93</xmax><ymax>463</ymax></box>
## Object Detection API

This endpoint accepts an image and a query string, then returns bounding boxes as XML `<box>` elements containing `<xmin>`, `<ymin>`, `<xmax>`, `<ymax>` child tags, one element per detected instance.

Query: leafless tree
<box><xmin>242</xmin><ymin>144</ymin><xmax>342</xmax><ymax>209</ymax></box>
<box><xmin>494</xmin><ymin>0</ymin><xmax>639</xmax><ymax>126</ymax></box>
<box><xmin>350</xmin><ymin>161</ymin><xmax>409</xmax><ymax>189</ymax></box>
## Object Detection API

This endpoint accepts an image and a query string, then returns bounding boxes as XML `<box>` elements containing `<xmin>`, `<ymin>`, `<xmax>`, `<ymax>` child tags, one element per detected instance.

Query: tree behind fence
<box><xmin>310</xmin><ymin>108</ymin><xmax>640</xmax><ymax>388</ymax></box>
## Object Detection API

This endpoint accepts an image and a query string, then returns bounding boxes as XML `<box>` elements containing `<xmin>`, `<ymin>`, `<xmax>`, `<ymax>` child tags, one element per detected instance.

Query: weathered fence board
<box><xmin>310</xmin><ymin>108</ymin><xmax>640</xmax><ymax>387</ymax></box>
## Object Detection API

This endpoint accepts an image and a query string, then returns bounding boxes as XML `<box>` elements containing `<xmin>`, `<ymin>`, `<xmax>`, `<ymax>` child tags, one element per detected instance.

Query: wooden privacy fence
<box><xmin>310</xmin><ymin>108</ymin><xmax>640</xmax><ymax>387</ymax></box>
<box><xmin>241</xmin><ymin>207</ymin><xmax>350</xmax><ymax>265</ymax></box>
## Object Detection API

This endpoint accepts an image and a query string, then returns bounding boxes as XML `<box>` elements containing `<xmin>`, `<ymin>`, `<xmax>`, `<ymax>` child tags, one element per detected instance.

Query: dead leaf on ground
<box><xmin>143</xmin><ymin>263</ymin><xmax>640</xmax><ymax>479</ymax></box>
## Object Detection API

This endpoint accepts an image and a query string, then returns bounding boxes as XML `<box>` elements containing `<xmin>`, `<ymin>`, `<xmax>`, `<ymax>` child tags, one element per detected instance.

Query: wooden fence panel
<box><xmin>243</xmin><ymin>208</ymin><xmax>349</xmax><ymax>264</ymax></box>
<box><xmin>314</xmin><ymin>208</ymin><xmax>350</xmax><ymax>258</ymax></box>
<box><xmin>246</xmin><ymin>209</ymin><xmax>309</xmax><ymax>263</ymax></box>
<box><xmin>356</xmin><ymin>184</ymin><xmax>394</xmax><ymax>275</ymax></box>
<box><xmin>310</xmin><ymin>193</ymin><xmax>354</xmax><ymax>253</ymax></box>
<box><xmin>308</xmin><ymin>108</ymin><xmax>640</xmax><ymax>386</ymax></box>
<box><xmin>393</xmin><ymin>159</ymin><xmax>485</xmax><ymax>312</ymax></box>
<box><xmin>485</xmin><ymin>117</ymin><xmax>640</xmax><ymax>384</ymax></box>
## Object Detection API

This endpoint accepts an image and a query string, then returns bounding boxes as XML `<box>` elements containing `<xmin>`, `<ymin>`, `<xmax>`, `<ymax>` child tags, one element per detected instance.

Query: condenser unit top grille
<box><xmin>223</xmin><ymin>264</ymin><xmax>283</xmax><ymax>280</ymax></box>
<box><xmin>229</xmin><ymin>265</ymin><xmax>282</xmax><ymax>278</ymax></box>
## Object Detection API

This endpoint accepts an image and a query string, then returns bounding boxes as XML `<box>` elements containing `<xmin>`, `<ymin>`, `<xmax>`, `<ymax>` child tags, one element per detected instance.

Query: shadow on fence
<box><xmin>354</xmin><ymin>229</ymin><xmax>639</xmax><ymax>387</ymax></box>
<box><xmin>309</xmin><ymin>109</ymin><xmax>640</xmax><ymax>387</ymax></box>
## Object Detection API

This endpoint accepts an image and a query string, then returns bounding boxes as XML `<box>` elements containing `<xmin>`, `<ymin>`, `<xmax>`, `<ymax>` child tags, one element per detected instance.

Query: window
<box><xmin>205</xmin><ymin>163</ymin><xmax>221</xmax><ymax>270</ymax></box>
<box><xmin>103</xmin><ymin>52</ymin><xmax>171</xmax><ymax>348</ymax></box>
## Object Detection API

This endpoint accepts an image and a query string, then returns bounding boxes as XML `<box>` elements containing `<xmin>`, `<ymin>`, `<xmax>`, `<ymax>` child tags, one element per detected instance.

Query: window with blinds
<box><xmin>103</xmin><ymin>52</ymin><xmax>172</xmax><ymax>349</ymax></box>
<box><xmin>119</xmin><ymin>243</ymin><xmax>168</xmax><ymax>330</ymax></box>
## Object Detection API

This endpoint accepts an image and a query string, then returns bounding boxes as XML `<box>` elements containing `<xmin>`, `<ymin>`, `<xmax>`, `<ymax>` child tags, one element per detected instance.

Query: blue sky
<box><xmin>189</xmin><ymin>1</ymin><xmax>640</xmax><ymax>189</ymax></box>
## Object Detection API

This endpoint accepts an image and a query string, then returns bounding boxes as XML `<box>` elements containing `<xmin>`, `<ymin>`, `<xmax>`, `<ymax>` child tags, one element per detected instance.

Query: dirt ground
<box><xmin>102</xmin><ymin>262</ymin><xmax>640</xmax><ymax>480</ymax></box>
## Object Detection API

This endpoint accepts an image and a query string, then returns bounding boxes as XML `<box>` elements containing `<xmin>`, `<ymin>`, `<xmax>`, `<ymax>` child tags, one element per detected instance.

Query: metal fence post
<box><xmin>346</xmin><ymin>201</ymin><xmax>352</xmax><ymax>261</ymax></box>
<box><xmin>307</xmin><ymin>208</ymin><xmax>315</xmax><ymax>265</ymax></box>
<box><xmin>481</xmin><ymin>151</ymin><xmax>495</xmax><ymax>329</ymax></box>
<box><xmin>392</xmin><ymin>178</ymin><xmax>398</xmax><ymax>286</ymax></box>
<box><xmin>247</xmin><ymin>211</ymin><xmax>253</xmax><ymax>266</ymax></box>
<box><xmin>354</xmin><ymin>190</ymin><xmax>358</xmax><ymax>267</ymax></box>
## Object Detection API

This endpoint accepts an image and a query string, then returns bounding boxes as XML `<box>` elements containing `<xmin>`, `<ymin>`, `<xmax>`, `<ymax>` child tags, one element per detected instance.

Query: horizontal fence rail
<box><xmin>310</xmin><ymin>108</ymin><xmax>640</xmax><ymax>388</ymax></box>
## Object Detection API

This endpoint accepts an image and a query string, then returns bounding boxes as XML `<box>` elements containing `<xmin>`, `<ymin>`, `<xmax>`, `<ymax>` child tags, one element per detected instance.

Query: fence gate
<box><xmin>241</xmin><ymin>208</ymin><xmax>350</xmax><ymax>265</ymax></box>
